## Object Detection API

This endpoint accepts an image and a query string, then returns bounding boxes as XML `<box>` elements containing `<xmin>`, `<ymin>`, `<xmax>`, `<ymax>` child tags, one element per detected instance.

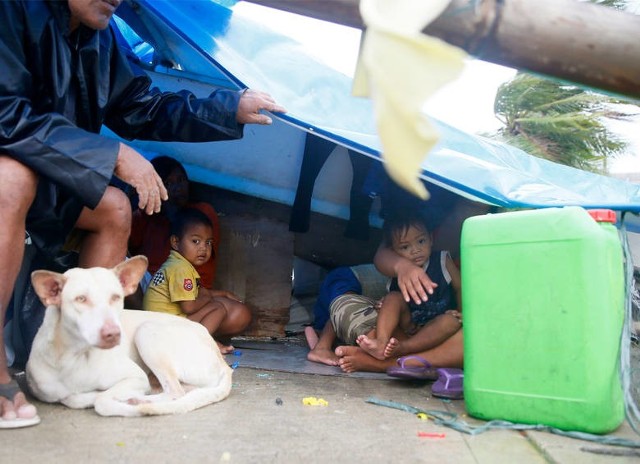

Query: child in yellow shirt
<box><xmin>143</xmin><ymin>208</ymin><xmax>251</xmax><ymax>353</ymax></box>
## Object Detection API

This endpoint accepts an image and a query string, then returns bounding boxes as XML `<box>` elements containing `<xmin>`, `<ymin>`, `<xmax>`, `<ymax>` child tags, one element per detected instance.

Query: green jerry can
<box><xmin>461</xmin><ymin>206</ymin><xmax>625</xmax><ymax>434</ymax></box>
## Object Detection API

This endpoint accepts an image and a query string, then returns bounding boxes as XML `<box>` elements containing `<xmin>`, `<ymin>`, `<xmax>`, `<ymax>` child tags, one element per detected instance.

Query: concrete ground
<box><xmin>5</xmin><ymin>299</ymin><xmax>640</xmax><ymax>463</ymax></box>
<box><xmin>4</xmin><ymin>344</ymin><xmax>640</xmax><ymax>464</ymax></box>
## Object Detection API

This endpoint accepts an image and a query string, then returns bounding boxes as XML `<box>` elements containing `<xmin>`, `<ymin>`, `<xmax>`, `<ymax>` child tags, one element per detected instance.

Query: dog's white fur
<box><xmin>25</xmin><ymin>256</ymin><xmax>232</xmax><ymax>417</ymax></box>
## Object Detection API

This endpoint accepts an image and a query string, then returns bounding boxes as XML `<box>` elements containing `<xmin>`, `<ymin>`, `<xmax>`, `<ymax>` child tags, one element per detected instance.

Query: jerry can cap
<box><xmin>588</xmin><ymin>209</ymin><xmax>617</xmax><ymax>224</ymax></box>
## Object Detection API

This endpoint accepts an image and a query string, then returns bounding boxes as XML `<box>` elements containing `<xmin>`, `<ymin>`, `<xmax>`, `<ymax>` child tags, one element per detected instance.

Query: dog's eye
<box><xmin>75</xmin><ymin>295</ymin><xmax>87</xmax><ymax>303</ymax></box>
<box><xmin>110</xmin><ymin>294</ymin><xmax>122</xmax><ymax>304</ymax></box>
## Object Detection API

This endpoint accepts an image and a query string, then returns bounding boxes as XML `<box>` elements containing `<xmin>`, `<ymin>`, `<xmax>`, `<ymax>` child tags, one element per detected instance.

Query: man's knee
<box><xmin>99</xmin><ymin>187</ymin><xmax>132</xmax><ymax>233</ymax></box>
<box><xmin>0</xmin><ymin>156</ymin><xmax>38</xmax><ymax>214</ymax></box>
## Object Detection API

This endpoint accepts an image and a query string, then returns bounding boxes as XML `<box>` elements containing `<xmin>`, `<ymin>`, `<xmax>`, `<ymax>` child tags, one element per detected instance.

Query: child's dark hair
<box><xmin>382</xmin><ymin>212</ymin><xmax>431</xmax><ymax>247</ymax></box>
<box><xmin>170</xmin><ymin>208</ymin><xmax>213</xmax><ymax>238</ymax></box>
<box><xmin>151</xmin><ymin>155</ymin><xmax>188</xmax><ymax>183</ymax></box>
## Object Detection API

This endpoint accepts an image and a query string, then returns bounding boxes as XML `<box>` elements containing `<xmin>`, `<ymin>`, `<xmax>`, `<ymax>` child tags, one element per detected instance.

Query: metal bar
<box><xmin>242</xmin><ymin>0</ymin><xmax>640</xmax><ymax>99</ymax></box>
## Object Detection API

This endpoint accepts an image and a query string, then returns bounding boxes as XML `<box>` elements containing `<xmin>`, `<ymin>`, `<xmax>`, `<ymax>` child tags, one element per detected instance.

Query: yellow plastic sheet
<box><xmin>353</xmin><ymin>0</ymin><xmax>466</xmax><ymax>199</ymax></box>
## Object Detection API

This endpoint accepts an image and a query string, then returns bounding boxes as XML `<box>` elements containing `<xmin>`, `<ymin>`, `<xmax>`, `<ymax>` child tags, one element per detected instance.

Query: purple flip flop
<box><xmin>386</xmin><ymin>355</ymin><xmax>439</xmax><ymax>380</ymax></box>
<box><xmin>431</xmin><ymin>368</ymin><xmax>464</xmax><ymax>399</ymax></box>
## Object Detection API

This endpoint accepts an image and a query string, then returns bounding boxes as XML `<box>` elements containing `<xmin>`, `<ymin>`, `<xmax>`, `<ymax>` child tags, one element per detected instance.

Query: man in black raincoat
<box><xmin>0</xmin><ymin>0</ymin><xmax>285</xmax><ymax>428</ymax></box>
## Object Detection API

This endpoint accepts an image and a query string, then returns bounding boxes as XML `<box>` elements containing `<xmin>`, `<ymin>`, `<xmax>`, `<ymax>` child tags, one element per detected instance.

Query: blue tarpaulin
<box><xmin>114</xmin><ymin>0</ymin><xmax>640</xmax><ymax>212</ymax></box>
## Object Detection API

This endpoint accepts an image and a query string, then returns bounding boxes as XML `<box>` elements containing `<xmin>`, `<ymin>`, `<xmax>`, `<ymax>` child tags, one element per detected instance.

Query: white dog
<box><xmin>26</xmin><ymin>255</ymin><xmax>232</xmax><ymax>417</ymax></box>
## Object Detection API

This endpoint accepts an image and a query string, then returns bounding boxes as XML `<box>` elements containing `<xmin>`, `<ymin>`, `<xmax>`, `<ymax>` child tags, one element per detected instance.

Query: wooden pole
<box><xmin>243</xmin><ymin>0</ymin><xmax>640</xmax><ymax>99</ymax></box>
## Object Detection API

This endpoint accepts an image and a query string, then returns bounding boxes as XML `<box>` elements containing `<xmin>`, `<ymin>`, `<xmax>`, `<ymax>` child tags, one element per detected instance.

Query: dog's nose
<box><xmin>100</xmin><ymin>322</ymin><xmax>121</xmax><ymax>349</ymax></box>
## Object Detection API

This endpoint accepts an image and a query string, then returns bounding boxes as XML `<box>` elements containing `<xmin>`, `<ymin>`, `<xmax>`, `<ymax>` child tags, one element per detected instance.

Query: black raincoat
<box><xmin>0</xmin><ymin>0</ymin><xmax>244</xmax><ymax>252</ymax></box>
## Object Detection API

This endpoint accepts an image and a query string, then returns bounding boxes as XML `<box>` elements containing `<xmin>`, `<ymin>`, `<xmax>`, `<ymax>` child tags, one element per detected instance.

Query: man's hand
<box><xmin>115</xmin><ymin>143</ymin><xmax>168</xmax><ymax>215</ymax></box>
<box><xmin>395</xmin><ymin>259</ymin><xmax>438</xmax><ymax>305</ymax></box>
<box><xmin>237</xmin><ymin>89</ymin><xmax>286</xmax><ymax>125</ymax></box>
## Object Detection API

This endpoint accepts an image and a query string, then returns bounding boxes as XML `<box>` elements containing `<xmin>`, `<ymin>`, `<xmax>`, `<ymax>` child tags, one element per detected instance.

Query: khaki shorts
<box><xmin>329</xmin><ymin>294</ymin><xmax>379</xmax><ymax>345</ymax></box>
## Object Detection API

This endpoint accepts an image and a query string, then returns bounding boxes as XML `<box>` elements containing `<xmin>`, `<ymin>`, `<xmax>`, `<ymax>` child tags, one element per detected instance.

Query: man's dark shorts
<box><xmin>26</xmin><ymin>180</ymin><xmax>84</xmax><ymax>256</ymax></box>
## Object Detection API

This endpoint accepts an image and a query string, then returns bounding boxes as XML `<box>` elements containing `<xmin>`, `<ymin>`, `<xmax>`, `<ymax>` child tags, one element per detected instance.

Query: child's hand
<box><xmin>209</xmin><ymin>289</ymin><xmax>243</xmax><ymax>302</ymax></box>
<box><xmin>396</xmin><ymin>260</ymin><xmax>438</xmax><ymax>305</ymax></box>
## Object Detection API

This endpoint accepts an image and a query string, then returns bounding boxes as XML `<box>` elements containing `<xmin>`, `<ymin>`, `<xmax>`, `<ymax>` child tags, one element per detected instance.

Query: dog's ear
<box><xmin>113</xmin><ymin>256</ymin><xmax>149</xmax><ymax>296</ymax></box>
<box><xmin>31</xmin><ymin>270</ymin><xmax>66</xmax><ymax>307</ymax></box>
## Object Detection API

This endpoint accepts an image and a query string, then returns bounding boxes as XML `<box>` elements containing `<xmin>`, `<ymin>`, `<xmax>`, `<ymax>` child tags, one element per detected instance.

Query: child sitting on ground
<box><xmin>143</xmin><ymin>208</ymin><xmax>251</xmax><ymax>353</ymax></box>
<box><xmin>305</xmin><ymin>264</ymin><xmax>388</xmax><ymax>366</ymax></box>
<box><xmin>332</xmin><ymin>212</ymin><xmax>463</xmax><ymax>373</ymax></box>
<box><xmin>354</xmin><ymin>212</ymin><xmax>462</xmax><ymax>361</ymax></box>
<box><xmin>129</xmin><ymin>155</ymin><xmax>220</xmax><ymax>290</ymax></box>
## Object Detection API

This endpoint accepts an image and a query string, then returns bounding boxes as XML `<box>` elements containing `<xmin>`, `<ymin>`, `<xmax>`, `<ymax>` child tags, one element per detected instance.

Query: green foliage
<box><xmin>591</xmin><ymin>0</ymin><xmax>628</xmax><ymax>9</ymax></box>
<box><xmin>491</xmin><ymin>73</ymin><xmax>636</xmax><ymax>172</ymax></box>
<box><xmin>487</xmin><ymin>0</ymin><xmax>639</xmax><ymax>172</ymax></box>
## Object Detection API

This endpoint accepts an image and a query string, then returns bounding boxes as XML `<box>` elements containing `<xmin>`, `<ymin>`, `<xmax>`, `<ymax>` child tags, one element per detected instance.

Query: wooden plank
<box><xmin>243</xmin><ymin>0</ymin><xmax>640</xmax><ymax>98</ymax></box>
<box><xmin>215</xmin><ymin>214</ymin><xmax>294</xmax><ymax>338</ymax></box>
<box><xmin>191</xmin><ymin>184</ymin><xmax>382</xmax><ymax>268</ymax></box>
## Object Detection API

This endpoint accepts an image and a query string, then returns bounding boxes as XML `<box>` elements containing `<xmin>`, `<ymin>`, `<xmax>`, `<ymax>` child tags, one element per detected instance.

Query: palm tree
<box><xmin>488</xmin><ymin>0</ymin><xmax>638</xmax><ymax>173</ymax></box>
<box><xmin>594</xmin><ymin>0</ymin><xmax>630</xmax><ymax>9</ymax></box>
<box><xmin>490</xmin><ymin>73</ymin><xmax>636</xmax><ymax>172</ymax></box>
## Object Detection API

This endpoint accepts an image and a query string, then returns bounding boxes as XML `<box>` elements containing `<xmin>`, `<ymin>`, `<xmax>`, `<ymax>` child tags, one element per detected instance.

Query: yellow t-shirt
<box><xmin>143</xmin><ymin>250</ymin><xmax>200</xmax><ymax>316</ymax></box>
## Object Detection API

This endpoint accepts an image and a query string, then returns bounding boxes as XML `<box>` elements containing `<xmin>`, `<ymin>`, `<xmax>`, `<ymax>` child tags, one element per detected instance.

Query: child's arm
<box><xmin>199</xmin><ymin>287</ymin><xmax>243</xmax><ymax>302</ymax></box>
<box><xmin>177</xmin><ymin>291</ymin><xmax>211</xmax><ymax>315</ymax></box>
<box><xmin>374</xmin><ymin>243</ymin><xmax>438</xmax><ymax>305</ymax></box>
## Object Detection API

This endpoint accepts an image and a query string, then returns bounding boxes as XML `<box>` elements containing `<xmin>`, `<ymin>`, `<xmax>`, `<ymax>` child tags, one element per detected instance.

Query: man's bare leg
<box><xmin>335</xmin><ymin>346</ymin><xmax>393</xmax><ymax>373</ymax></box>
<box><xmin>75</xmin><ymin>186</ymin><xmax>131</xmax><ymax>268</ymax></box>
<box><xmin>336</xmin><ymin>329</ymin><xmax>464</xmax><ymax>373</ymax></box>
<box><xmin>0</xmin><ymin>156</ymin><xmax>39</xmax><ymax>424</ymax></box>
<box><xmin>307</xmin><ymin>322</ymin><xmax>339</xmax><ymax>366</ymax></box>
<box><xmin>304</xmin><ymin>326</ymin><xmax>319</xmax><ymax>349</ymax></box>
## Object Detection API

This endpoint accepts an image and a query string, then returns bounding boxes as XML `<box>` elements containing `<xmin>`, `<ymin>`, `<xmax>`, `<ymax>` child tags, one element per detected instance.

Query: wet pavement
<box><xmin>5</xmin><ymin>340</ymin><xmax>640</xmax><ymax>464</ymax></box>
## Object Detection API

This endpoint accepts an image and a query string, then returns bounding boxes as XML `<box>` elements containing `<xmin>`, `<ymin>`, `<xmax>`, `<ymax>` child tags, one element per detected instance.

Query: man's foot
<box><xmin>0</xmin><ymin>379</ymin><xmax>40</xmax><ymax>429</ymax></box>
<box><xmin>334</xmin><ymin>345</ymin><xmax>391</xmax><ymax>373</ymax></box>
<box><xmin>307</xmin><ymin>346</ymin><xmax>339</xmax><ymax>366</ymax></box>
<box><xmin>355</xmin><ymin>334</ymin><xmax>387</xmax><ymax>360</ymax></box>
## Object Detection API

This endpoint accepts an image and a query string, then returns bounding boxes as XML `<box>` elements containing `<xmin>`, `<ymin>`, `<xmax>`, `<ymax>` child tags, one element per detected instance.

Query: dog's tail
<box><xmin>135</xmin><ymin>367</ymin><xmax>233</xmax><ymax>415</ymax></box>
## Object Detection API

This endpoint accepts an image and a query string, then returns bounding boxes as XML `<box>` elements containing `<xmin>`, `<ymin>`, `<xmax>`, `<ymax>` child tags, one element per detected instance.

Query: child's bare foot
<box><xmin>383</xmin><ymin>337</ymin><xmax>400</xmax><ymax>359</ymax></box>
<box><xmin>334</xmin><ymin>345</ymin><xmax>389</xmax><ymax>373</ymax></box>
<box><xmin>304</xmin><ymin>326</ymin><xmax>319</xmax><ymax>349</ymax></box>
<box><xmin>307</xmin><ymin>346</ymin><xmax>339</xmax><ymax>366</ymax></box>
<box><xmin>216</xmin><ymin>340</ymin><xmax>234</xmax><ymax>354</ymax></box>
<box><xmin>355</xmin><ymin>334</ymin><xmax>387</xmax><ymax>360</ymax></box>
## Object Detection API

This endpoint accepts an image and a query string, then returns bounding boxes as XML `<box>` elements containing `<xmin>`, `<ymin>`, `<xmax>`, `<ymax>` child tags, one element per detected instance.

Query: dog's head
<box><xmin>31</xmin><ymin>256</ymin><xmax>149</xmax><ymax>349</ymax></box>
